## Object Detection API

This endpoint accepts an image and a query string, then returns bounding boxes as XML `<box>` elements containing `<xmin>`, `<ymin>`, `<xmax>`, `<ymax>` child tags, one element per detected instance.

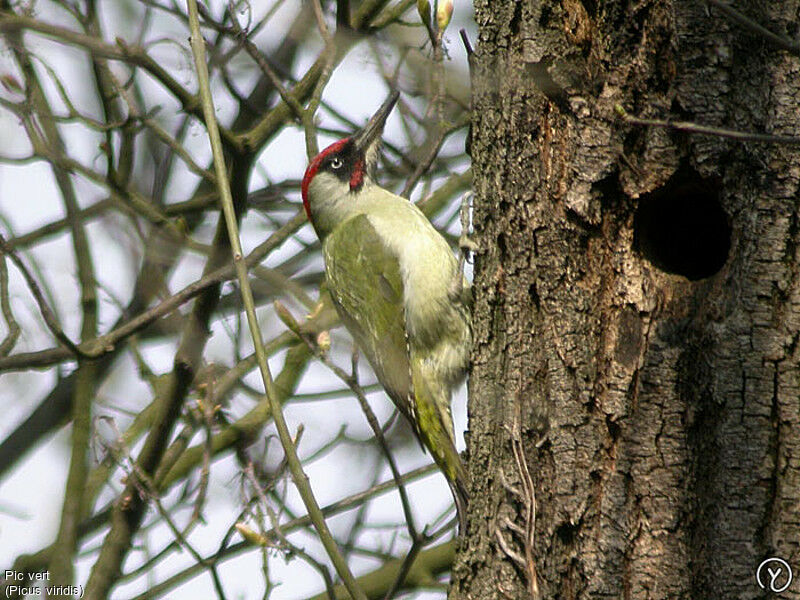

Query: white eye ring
<box><xmin>330</xmin><ymin>157</ymin><xmax>344</xmax><ymax>169</ymax></box>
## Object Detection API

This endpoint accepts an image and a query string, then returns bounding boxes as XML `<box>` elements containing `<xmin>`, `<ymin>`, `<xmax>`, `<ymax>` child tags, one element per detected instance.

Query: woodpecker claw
<box><xmin>459</xmin><ymin>233</ymin><xmax>478</xmax><ymax>254</ymax></box>
<box><xmin>454</xmin><ymin>193</ymin><xmax>476</xmax><ymax>297</ymax></box>
<box><xmin>458</xmin><ymin>192</ymin><xmax>476</xmax><ymax>261</ymax></box>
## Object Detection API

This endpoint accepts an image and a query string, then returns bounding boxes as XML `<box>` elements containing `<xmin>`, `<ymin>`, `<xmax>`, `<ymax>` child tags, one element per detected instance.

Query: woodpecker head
<box><xmin>301</xmin><ymin>91</ymin><xmax>399</xmax><ymax>235</ymax></box>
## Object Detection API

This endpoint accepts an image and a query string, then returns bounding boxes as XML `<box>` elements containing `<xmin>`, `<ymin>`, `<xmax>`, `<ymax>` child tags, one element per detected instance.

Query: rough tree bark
<box><xmin>455</xmin><ymin>1</ymin><xmax>800</xmax><ymax>599</ymax></box>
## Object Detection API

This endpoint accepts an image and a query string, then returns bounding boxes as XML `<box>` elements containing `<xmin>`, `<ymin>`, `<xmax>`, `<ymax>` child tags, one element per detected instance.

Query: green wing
<box><xmin>324</xmin><ymin>213</ymin><xmax>469</xmax><ymax>527</ymax></box>
<box><xmin>323</xmin><ymin>214</ymin><xmax>412</xmax><ymax>415</ymax></box>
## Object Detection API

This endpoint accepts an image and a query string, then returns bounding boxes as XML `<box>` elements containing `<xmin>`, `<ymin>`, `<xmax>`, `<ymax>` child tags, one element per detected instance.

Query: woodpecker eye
<box><xmin>329</xmin><ymin>157</ymin><xmax>344</xmax><ymax>170</ymax></box>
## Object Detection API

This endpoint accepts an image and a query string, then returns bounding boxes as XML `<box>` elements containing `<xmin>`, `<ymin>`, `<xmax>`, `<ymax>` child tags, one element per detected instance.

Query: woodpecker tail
<box><xmin>448</xmin><ymin>465</ymin><xmax>469</xmax><ymax>534</ymax></box>
<box><xmin>410</xmin><ymin>351</ymin><xmax>469</xmax><ymax>534</ymax></box>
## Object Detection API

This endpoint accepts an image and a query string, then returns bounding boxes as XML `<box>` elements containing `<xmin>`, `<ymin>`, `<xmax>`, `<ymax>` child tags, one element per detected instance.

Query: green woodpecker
<box><xmin>301</xmin><ymin>92</ymin><xmax>471</xmax><ymax>529</ymax></box>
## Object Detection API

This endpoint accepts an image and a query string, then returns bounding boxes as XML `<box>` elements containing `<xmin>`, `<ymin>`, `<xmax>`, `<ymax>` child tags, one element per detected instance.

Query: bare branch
<box><xmin>0</xmin><ymin>234</ymin><xmax>82</xmax><ymax>356</ymax></box>
<box><xmin>615</xmin><ymin>104</ymin><xmax>800</xmax><ymax>145</ymax></box>
<box><xmin>706</xmin><ymin>0</ymin><xmax>800</xmax><ymax>55</ymax></box>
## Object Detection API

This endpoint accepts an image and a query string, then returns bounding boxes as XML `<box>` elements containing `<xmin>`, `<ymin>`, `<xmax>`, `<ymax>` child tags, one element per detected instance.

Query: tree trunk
<box><xmin>455</xmin><ymin>1</ymin><xmax>800</xmax><ymax>598</ymax></box>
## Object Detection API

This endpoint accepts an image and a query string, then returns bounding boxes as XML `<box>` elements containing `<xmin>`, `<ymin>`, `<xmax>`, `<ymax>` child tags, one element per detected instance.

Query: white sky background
<box><xmin>0</xmin><ymin>1</ymin><xmax>477</xmax><ymax>598</ymax></box>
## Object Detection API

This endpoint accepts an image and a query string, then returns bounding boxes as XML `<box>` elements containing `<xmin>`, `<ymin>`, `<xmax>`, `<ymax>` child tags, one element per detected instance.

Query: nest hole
<box><xmin>633</xmin><ymin>166</ymin><xmax>730</xmax><ymax>281</ymax></box>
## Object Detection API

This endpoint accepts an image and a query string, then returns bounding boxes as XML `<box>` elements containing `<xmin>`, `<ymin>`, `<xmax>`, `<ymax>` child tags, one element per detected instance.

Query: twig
<box><xmin>383</xmin><ymin>536</ymin><xmax>425</xmax><ymax>600</ymax></box>
<box><xmin>241</xmin><ymin>0</ymin><xmax>397</xmax><ymax>150</ymax></box>
<box><xmin>275</xmin><ymin>301</ymin><xmax>422</xmax><ymax>540</ymax></box>
<box><xmin>706</xmin><ymin>0</ymin><xmax>800</xmax><ymax>56</ymax></box>
<box><xmin>103</xmin><ymin>64</ymin><xmax>216</xmax><ymax>182</ymax></box>
<box><xmin>615</xmin><ymin>104</ymin><xmax>800</xmax><ymax>145</ymax></box>
<box><xmin>228</xmin><ymin>16</ymin><xmax>306</xmax><ymax>123</ymax></box>
<box><xmin>0</xmin><ymin>249</ymin><xmax>20</xmax><ymax>356</ymax></box>
<box><xmin>13</xmin><ymin>31</ymin><xmax>102</xmax><ymax>590</ymax></box>
<box><xmin>0</xmin><ymin>12</ymin><xmax>242</xmax><ymax>152</ymax></box>
<box><xmin>131</xmin><ymin>494</ymin><xmax>446</xmax><ymax>600</ymax></box>
<box><xmin>242</xmin><ymin>461</ymin><xmax>338</xmax><ymax>598</ymax></box>
<box><xmin>186</xmin><ymin>3</ymin><xmax>368</xmax><ymax>598</ymax></box>
<box><xmin>299</xmin><ymin>0</ymin><xmax>339</xmax><ymax>159</ymax></box>
<box><xmin>3</xmin><ymin>198</ymin><xmax>113</xmax><ymax>251</ymax></box>
<box><xmin>0</xmin><ymin>233</ymin><xmax>83</xmax><ymax>356</ymax></box>
<box><xmin>191</xmin><ymin>368</ymin><xmax>219</xmax><ymax>522</ymax></box>
<box><xmin>369</xmin><ymin>0</ymin><xmax>415</xmax><ymax>29</ymax></box>
<box><xmin>0</xmin><ymin>211</ymin><xmax>306</xmax><ymax>372</ymax></box>
<box><xmin>124</xmin><ymin>457</ymin><xmax>229</xmax><ymax>600</ymax></box>
<box><xmin>400</xmin><ymin>126</ymin><xmax>448</xmax><ymax>197</ymax></box>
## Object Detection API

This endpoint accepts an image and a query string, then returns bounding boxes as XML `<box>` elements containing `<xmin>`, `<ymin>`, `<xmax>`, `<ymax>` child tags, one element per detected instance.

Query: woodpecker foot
<box><xmin>458</xmin><ymin>192</ymin><xmax>476</xmax><ymax>270</ymax></box>
<box><xmin>459</xmin><ymin>233</ymin><xmax>478</xmax><ymax>255</ymax></box>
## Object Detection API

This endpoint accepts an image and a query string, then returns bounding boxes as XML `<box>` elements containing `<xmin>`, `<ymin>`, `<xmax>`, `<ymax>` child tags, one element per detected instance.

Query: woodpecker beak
<box><xmin>353</xmin><ymin>90</ymin><xmax>399</xmax><ymax>156</ymax></box>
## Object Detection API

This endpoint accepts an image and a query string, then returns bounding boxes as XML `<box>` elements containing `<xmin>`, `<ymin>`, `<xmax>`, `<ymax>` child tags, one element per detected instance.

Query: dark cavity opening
<box><xmin>633</xmin><ymin>166</ymin><xmax>730</xmax><ymax>281</ymax></box>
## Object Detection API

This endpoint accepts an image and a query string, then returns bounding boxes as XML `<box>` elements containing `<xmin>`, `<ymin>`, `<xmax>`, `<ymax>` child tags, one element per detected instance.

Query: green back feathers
<box><xmin>323</xmin><ymin>212</ymin><xmax>469</xmax><ymax>529</ymax></box>
<box><xmin>323</xmin><ymin>214</ymin><xmax>412</xmax><ymax>416</ymax></box>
